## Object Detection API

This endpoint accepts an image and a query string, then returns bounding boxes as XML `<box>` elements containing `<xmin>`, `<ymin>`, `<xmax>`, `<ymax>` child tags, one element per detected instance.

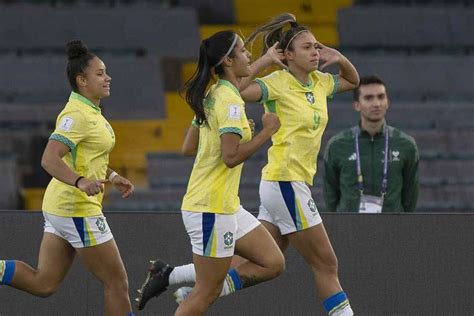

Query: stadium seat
<box><xmin>21</xmin><ymin>187</ymin><xmax>45</xmax><ymax>211</ymax></box>
<box><xmin>108</xmin><ymin>92</ymin><xmax>194</xmax><ymax>186</ymax></box>
<box><xmin>329</xmin><ymin>53</ymin><xmax>474</xmax><ymax>101</ymax></box>
<box><xmin>234</xmin><ymin>0</ymin><xmax>353</xmax><ymax>25</ymax></box>
<box><xmin>147</xmin><ymin>152</ymin><xmax>195</xmax><ymax>187</ymax></box>
<box><xmin>0</xmin><ymin>6</ymin><xmax>200</xmax><ymax>59</ymax></box>
<box><xmin>0</xmin><ymin>55</ymin><xmax>166</xmax><ymax>119</ymax></box>
<box><xmin>0</xmin><ymin>155</ymin><xmax>19</xmax><ymax>209</ymax></box>
<box><xmin>338</xmin><ymin>6</ymin><xmax>474</xmax><ymax>48</ymax></box>
<box><xmin>176</xmin><ymin>0</ymin><xmax>236</xmax><ymax>24</ymax></box>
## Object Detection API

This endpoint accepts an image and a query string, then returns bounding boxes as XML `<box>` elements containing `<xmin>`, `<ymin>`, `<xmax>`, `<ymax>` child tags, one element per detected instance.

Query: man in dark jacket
<box><xmin>323</xmin><ymin>75</ymin><xmax>419</xmax><ymax>213</ymax></box>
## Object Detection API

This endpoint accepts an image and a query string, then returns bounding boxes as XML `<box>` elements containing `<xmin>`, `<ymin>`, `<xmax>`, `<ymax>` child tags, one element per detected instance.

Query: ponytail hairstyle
<box><xmin>66</xmin><ymin>40</ymin><xmax>96</xmax><ymax>92</ymax></box>
<box><xmin>183</xmin><ymin>31</ymin><xmax>238</xmax><ymax>126</ymax></box>
<box><xmin>245</xmin><ymin>13</ymin><xmax>310</xmax><ymax>58</ymax></box>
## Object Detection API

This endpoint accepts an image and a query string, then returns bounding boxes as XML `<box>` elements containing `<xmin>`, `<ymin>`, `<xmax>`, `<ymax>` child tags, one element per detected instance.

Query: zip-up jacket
<box><xmin>323</xmin><ymin>123</ymin><xmax>419</xmax><ymax>212</ymax></box>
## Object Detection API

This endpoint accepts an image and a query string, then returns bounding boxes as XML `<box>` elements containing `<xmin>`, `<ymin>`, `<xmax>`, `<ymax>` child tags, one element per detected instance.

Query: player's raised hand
<box><xmin>265</xmin><ymin>42</ymin><xmax>287</xmax><ymax>69</ymax></box>
<box><xmin>318</xmin><ymin>43</ymin><xmax>342</xmax><ymax>70</ymax></box>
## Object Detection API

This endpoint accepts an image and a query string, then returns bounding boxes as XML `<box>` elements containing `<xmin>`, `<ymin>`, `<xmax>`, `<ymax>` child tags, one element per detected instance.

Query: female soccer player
<box><xmin>0</xmin><ymin>40</ymin><xmax>135</xmax><ymax>316</ymax></box>
<box><xmin>135</xmin><ymin>31</ymin><xmax>286</xmax><ymax>315</ymax></box>
<box><xmin>239</xmin><ymin>13</ymin><xmax>359</xmax><ymax>316</ymax></box>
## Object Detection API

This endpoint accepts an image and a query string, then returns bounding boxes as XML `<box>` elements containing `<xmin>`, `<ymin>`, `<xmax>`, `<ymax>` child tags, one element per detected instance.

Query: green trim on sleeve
<box><xmin>50</xmin><ymin>133</ymin><xmax>75</xmax><ymax>151</ymax></box>
<box><xmin>219</xmin><ymin>127</ymin><xmax>243</xmax><ymax>137</ymax></box>
<box><xmin>329</xmin><ymin>75</ymin><xmax>340</xmax><ymax>99</ymax></box>
<box><xmin>265</xmin><ymin>100</ymin><xmax>277</xmax><ymax>113</ymax></box>
<box><xmin>255</xmin><ymin>79</ymin><xmax>269</xmax><ymax>103</ymax></box>
<box><xmin>50</xmin><ymin>133</ymin><xmax>78</xmax><ymax>169</ymax></box>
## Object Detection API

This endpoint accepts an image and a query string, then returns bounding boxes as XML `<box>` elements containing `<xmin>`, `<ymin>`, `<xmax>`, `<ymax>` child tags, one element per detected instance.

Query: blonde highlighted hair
<box><xmin>244</xmin><ymin>13</ymin><xmax>311</xmax><ymax>56</ymax></box>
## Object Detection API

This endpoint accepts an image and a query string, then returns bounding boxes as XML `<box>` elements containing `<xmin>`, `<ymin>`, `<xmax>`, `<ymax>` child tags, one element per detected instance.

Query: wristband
<box><xmin>191</xmin><ymin>119</ymin><xmax>199</xmax><ymax>127</ymax></box>
<box><xmin>74</xmin><ymin>176</ymin><xmax>84</xmax><ymax>188</ymax></box>
<box><xmin>108</xmin><ymin>171</ymin><xmax>119</xmax><ymax>182</ymax></box>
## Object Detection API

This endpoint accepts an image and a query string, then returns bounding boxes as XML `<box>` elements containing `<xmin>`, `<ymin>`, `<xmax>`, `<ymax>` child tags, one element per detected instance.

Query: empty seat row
<box><xmin>355</xmin><ymin>0</ymin><xmax>474</xmax><ymax>6</ymax></box>
<box><xmin>234</xmin><ymin>0</ymin><xmax>352</xmax><ymax>25</ymax></box>
<box><xmin>0</xmin><ymin>155</ymin><xmax>19</xmax><ymax>209</ymax></box>
<box><xmin>0</xmin><ymin>6</ymin><xmax>200</xmax><ymax>59</ymax></box>
<box><xmin>326</xmin><ymin>101</ymin><xmax>474</xmax><ymax>129</ymax></box>
<box><xmin>0</xmin><ymin>55</ymin><xmax>165</xmax><ymax>119</ymax></box>
<box><xmin>338</xmin><ymin>53</ymin><xmax>474</xmax><ymax>100</ymax></box>
<box><xmin>176</xmin><ymin>0</ymin><xmax>235</xmax><ymax>23</ymax></box>
<box><xmin>338</xmin><ymin>7</ymin><xmax>474</xmax><ymax>47</ymax></box>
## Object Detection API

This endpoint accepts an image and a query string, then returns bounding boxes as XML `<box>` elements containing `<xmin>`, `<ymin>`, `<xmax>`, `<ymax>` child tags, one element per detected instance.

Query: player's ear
<box><xmin>353</xmin><ymin>101</ymin><xmax>360</xmax><ymax>112</ymax></box>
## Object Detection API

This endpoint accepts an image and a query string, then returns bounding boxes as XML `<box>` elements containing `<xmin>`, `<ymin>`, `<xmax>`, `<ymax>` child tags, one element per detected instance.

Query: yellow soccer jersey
<box><xmin>42</xmin><ymin>92</ymin><xmax>116</xmax><ymax>217</ymax></box>
<box><xmin>255</xmin><ymin>69</ymin><xmax>338</xmax><ymax>185</ymax></box>
<box><xmin>181</xmin><ymin>80</ymin><xmax>251</xmax><ymax>214</ymax></box>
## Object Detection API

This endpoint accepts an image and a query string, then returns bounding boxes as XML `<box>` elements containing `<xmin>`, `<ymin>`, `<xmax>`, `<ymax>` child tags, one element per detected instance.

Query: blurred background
<box><xmin>1</xmin><ymin>0</ymin><xmax>473</xmax><ymax>213</ymax></box>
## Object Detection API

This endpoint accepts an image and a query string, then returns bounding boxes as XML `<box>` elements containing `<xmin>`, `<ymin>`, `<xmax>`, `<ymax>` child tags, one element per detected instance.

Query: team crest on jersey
<box><xmin>307</xmin><ymin>199</ymin><xmax>317</xmax><ymax>213</ymax></box>
<box><xmin>96</xmin><ymin>217</ymin><xmax>108</xmax><ymax>234</ymax></box>
<box><xmin>305</xmin><ymin>92</ymin><xmax>315</xmax><ymax>104</ymax></box>
<box><xmin>223</xmin><ymin>231</ymin><xmax>234</xmax><ymax>248</ymax></box>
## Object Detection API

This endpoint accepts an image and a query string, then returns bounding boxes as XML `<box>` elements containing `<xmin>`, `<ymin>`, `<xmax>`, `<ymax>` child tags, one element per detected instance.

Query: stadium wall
<box><xmin>0</xmin><ymin>212</ymin><xmax>472</xmax><ymax>315</ymax></box>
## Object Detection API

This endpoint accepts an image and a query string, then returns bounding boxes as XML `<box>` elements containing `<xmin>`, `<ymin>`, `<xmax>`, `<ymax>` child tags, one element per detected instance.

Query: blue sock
<box><xmin>227</xmin><ymin>268</ymin><xmax>243</xmax><ymax>291</ymax></box>
<box><xmin>323</xmin><ymin>291</ymin><xmax>350</xmax><ymax>315</ymax></box>
<box><xmin>127</xmin><ymin>313</ymin><xmax>135</xmax><ymax>316</ymax></box>
<box><xmin>0</xmin><ymin>260</ymin><xmax>16</xmax><ymax>285</ymax></box>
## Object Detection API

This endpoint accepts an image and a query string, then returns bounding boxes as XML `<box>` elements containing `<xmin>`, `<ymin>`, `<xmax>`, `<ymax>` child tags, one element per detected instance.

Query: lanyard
<box><xmin>354</xmin><ymin>126</ymin><xmax>389</xmax><ymax>197</ymax></box>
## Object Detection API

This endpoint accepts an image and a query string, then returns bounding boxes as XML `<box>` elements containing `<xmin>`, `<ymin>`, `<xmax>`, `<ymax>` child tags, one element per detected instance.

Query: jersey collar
<box><xmin>217</xmin><ymin>79</ymin><xmax>241</xmax><ymax>98</ymax></box>
<box><xmin>285</xmin><ymin>69</ymin><xmax>315</xmax><ymax>90</ymax></box>
<box><xmin>69</xmin><ymin>91</ymin><xmax>101</xmax><ymax>113</ymax></box>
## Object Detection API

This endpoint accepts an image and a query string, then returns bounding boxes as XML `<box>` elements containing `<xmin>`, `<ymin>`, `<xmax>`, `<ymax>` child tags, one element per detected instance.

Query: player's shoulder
<box><xmin>56</xmin><ymin>101</ymin><xmax>88</xmax><ymax>122</ymax></box>
<box><xmin>259</xmin><ymin>69</ymin><xmax>288</xmax><ymax>82</ymax></box>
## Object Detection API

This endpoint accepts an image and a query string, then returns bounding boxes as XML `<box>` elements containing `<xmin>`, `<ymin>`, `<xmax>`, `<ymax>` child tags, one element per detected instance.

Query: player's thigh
<box><xmin>192</xmin><ymin>253</ymin><xmax>232</xmax><ymax>293</ymax></box>
<box><xmin>234</xmin><ymin>224</ymin><xmax>284</xmax><ymax>268</ymax></box>
<box><xmin>76</xmin><ymin>239</ymin><xmax>128</xmax><ymax>286</ymax></box>
<box><xmin>260</xmin><ymin>220</ymin><xmax>289</xmax><ymax>252</ymax></box>
<box><xmin>36</xmin><ymin>232</ymin><xmax>76</xmax><ymax>284</ymax></box>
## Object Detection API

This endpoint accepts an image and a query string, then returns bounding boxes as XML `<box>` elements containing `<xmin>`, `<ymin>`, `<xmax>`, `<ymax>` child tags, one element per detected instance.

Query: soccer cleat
<box><xmin>135</xmin><ymin>259</ymin><xmax>174</xmax><ymax>310</ymax></box>
<box><xmin>173</xmin><ymin>286</ymin><xmax>193</xmax><ymax>304</ymax></box>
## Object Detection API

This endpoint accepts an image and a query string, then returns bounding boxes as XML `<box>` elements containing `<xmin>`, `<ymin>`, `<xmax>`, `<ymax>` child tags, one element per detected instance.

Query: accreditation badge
<box><xmin>359</xmin><ymin>194</ymin><xmax>383</xmax><ymax>213</ymax></box>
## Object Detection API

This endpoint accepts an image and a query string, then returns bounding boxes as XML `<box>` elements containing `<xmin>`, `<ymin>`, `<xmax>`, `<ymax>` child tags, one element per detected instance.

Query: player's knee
<box><xmin>313</xmin><ymin>252</ymin><xmax>338</xmax><ymax>276</ymax></box>
<box><xmin>36</xmin><ymin>283</ymin><xmax>59</xmax><ymax>298</ymax></box>
<box><xmin>264</xmin><ymin>250</ymin><xmax>285</xmax><ymax>280</ymax></box>
<box><xmin>271</xmin><ymin>254</ymin><xmax>286</xmax><ymax>278</ymax></box>
<box><xmin>103</xmin><ymin>273</ymin><xmax>129</xmax><ymax>294</ymax></box>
